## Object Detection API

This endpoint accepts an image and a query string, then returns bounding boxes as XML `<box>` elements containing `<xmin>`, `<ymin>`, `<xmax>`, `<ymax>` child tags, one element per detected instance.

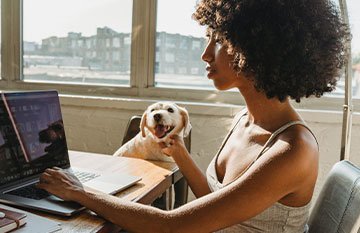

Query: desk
<box><xmin>25</xmin><ymin>150</ymin><xmax>181</xmax><ymax>233</ymax></box>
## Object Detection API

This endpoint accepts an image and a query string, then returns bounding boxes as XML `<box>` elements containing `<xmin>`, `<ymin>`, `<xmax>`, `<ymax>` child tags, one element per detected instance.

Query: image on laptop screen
<box><xmin>0</xmin><ymin>91</ymin><xmax>70</xmax><ymax>186</ymax></box>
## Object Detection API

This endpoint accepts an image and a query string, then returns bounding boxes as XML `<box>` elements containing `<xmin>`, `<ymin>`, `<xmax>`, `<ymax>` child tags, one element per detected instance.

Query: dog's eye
<box><xmin>150</xmin><ymin>109</ymin><xmax>155</xmax><ymax>112</ymax></box>
<box><xmin>167</xmin><ymin>108</ymin><xmax>174</xmax><ymax>113</ymax></box>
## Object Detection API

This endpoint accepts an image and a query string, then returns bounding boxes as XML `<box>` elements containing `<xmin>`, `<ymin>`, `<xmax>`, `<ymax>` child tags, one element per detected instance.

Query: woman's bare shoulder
<box><xmin>279</xmin><ymin>123</ymin><xmax>318</xmax><ymax>159</ymax></box>
<box><xmin>270</xmin><ymin>124</ymin><xmax>319</xmax><ymax>187</ymax></box>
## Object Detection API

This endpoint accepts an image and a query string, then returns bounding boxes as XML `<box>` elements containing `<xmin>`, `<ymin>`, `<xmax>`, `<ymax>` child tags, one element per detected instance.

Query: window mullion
<box><xmin>146</xmin><ymin>0</ymin><xmax>156</xmax><ymax>88</ymax></box>
<box><xmin>339</xmin><ymin>0</ymin><xmax>353</xmax><ymax>160</ymax></box>
<box><xmin>1</xmin><ymin>0</ymin><xmax>21</xmax><ymax>85</ymax></box>
<box><xmin>131</xmin><ymin>0</ymin><xmax>156</xmax><ymax>94</ymax></box>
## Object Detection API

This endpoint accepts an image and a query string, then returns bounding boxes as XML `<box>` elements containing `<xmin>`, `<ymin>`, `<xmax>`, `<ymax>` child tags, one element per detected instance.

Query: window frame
<box><xmin>0</xmin><ymin>0</ymin><xmax>359</xmax><ymax>112</ymax></box>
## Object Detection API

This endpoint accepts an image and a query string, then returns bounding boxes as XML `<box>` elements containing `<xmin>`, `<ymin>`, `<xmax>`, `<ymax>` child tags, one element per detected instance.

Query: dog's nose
<box><xmin>153</xmin><ymin>113</ymin><xmax>162</xmax><ymax>122</ymax></box>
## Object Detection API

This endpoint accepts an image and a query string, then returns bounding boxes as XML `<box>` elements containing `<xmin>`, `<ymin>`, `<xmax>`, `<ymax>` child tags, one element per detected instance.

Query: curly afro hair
<box><xmin>193</xmin><ymin>0</ymin><xmax>351</xmax><ymax>102</ymax></box>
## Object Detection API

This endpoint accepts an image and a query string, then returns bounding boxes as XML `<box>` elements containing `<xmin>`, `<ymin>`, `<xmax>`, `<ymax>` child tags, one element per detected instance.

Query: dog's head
<box><xmin>39</xmin><ymin>120</ymin><xmax>65</xmax><ymax>143</ymax></box>
<box><xmin>140</xmin><ymin>102</ymin><xmax>191</xmax><ymax>141</ymax></box>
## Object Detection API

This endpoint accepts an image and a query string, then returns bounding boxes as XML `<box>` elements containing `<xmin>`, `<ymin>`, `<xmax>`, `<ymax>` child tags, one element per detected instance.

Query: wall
<box><xmin>60</xmin><ymin>95</ymin><xmax>360</xmax><ymax>203</ymax></box>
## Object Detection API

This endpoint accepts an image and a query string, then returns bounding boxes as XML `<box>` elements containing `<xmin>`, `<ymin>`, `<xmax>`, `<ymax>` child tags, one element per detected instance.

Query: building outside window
<box><xmin>191</xmin><ymin>40</ymin><xmax>201</xmax><ymax>50</ymax></box>
<box><xmin>348</xmin><ymin>0</ymin><xmax>360</xmax><ymax>100</ymax></box>
<box><xmin>155</xmin><ymin>0</ymin><xmax>214</xmax><ymax>90</ymax></box>
<box><xmin>165</xmin><ymin>53</ymin><xmax>175</xmax><ymax>63</ymax></box>
<box><xmin>22</xmin><ymin>0</ymin><xmax>132</xmax><ymax>86</ymax></box>
<box><xmin>124</xmin><ymin>37</ymin><xmax>131</xmax><ymax>45</ymax></box>
<box><xmin>113</xmin><ymin>38</ymin><xmax>121</xmax><ymax>48</ymax></box>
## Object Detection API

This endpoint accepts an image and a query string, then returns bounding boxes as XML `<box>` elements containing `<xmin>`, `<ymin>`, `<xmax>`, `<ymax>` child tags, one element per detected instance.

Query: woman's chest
<box><xmin>215</xmin><ymin>130</ymin><xmax>269</xmax><ymax>184</ymax></box>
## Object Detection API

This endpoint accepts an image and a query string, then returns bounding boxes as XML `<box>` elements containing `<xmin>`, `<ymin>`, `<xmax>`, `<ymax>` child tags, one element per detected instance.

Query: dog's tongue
<box><xmin>155</xmin><ymin>125</ymin><xmax>167</xmax><ymax>138</ymax></box>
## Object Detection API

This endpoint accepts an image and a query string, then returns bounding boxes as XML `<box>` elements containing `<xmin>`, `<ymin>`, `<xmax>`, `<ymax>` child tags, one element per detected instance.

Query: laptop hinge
<box><xmin>1</xmin><ymin>177</ymin><xmax>40</xmax><ymax>194</ymax></box>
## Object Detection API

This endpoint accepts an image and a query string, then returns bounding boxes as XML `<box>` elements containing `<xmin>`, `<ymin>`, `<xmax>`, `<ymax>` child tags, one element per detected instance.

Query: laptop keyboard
<box><xmin>7</xmin><ymin>170</ymin><xmax>100</xmax><ymax>200</ymax></box>
<box><xmin>7</xmin><ymin>183</ymin><xmax>50</xmax><ymax>200</ymax></box>
<box><xmin>72</xmin><ymin>170</ymin><xmax>100</xmax><ymax>183</ymax></box>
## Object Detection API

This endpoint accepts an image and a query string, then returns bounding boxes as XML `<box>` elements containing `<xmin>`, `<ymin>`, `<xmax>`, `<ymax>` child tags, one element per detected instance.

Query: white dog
<box><xmin>113</xmin><ymin>102</ymin><xmax>192</xmax><ymax>162</ymax></box>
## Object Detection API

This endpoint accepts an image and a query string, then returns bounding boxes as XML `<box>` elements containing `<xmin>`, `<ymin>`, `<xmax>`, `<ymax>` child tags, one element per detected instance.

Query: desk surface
<box><xmin>24</xmin><ymin>150</ymin><xmax>180</xmax><ymax>233</ymax></box>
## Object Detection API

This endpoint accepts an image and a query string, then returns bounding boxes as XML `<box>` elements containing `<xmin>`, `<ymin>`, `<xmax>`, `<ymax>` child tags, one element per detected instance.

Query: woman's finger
<box><xmin>170</xmin><ymin>134</ymin><xmax>180</xmax><ymax>140</ymax></box>
<box><xmin>43</xmin><ymin>169</ymin><xmax>66</xmax><ymax>181</ymax></box>
<box><xmin>39</xmin><ymin>172</ymin><xmax>53</xmax><ymax>184</ymax></box>
<box><xmin>36</xmin><ymin>182</ymin><xmax>46</xmax><ymax>190</ymax></box>
<box><xmin>158</xmin><ymin>142</ymin><xmax>167</xmax><ymax>148</ymax></box>
<box><xmin>44</xmin><ymin>168</ymin><xmax>58</xmax><ymax>174</ymax></box>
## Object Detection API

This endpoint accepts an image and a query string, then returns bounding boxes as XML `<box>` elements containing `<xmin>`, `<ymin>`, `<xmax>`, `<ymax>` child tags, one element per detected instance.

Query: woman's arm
<box><xmin>160</xmin><ymin>135</ymin><xmax>211</xmax><ymax>197</ymax></box>
<box><xmin>37</xmin><ymin>133</ymin><xmax>318</xmax><ymax>233</ymax></box>
<box><xmin>162</xmin><ymin>108</ymin><xmax>247</xmax><ymax>198</ymax></box>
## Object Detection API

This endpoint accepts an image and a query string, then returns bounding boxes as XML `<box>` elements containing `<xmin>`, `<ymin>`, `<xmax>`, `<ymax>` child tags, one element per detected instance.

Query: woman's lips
<box><xmin>206</xmin><ymin>66</ymin><xmax>216</xmax><ymax>78</ymax></box>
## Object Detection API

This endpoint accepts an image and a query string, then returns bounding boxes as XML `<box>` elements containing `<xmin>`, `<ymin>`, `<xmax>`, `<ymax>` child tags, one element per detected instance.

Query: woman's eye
<box><xmin>167</xmin><ymin>108</ymin><xmax>174</xmax><ymax>113</ymax></box>
<box><xmin>215</xmin><ymin>37</ymin><xmax>223</xmax><ymax>45</ymax></box>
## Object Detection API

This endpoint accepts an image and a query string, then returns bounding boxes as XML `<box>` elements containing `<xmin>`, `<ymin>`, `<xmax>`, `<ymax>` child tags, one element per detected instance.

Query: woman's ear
<box><xmin>140</xmin><ymin>111</ymin><xmax>147</xmax><ymax>138</ymax></box>
<box><xmin>178</xmin><ymin>106</ymin><xmax>192</xmax><ymax>137</ymax></box>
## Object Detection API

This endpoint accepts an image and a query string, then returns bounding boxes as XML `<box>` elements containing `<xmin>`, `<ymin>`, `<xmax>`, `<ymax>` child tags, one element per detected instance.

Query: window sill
<box><xmin>59</xmin><ymin>94</ymin><xmax>360</xmax><ymax>124</ymax></box>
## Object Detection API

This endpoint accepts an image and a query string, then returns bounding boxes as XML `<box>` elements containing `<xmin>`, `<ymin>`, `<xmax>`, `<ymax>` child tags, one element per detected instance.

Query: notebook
<box><xmin>0</xmin><ymin>203</ymin><xmax>61</xmax><ymax>233</ymax></box>
<box><xmin>0</xmin><ymin>206</ymin><xmax>27</xmax><ymax>232</ymax></box>
<box><xmin>0</xmin><ymin>90</ymin><xmax>141</xmax><ymax>216</ymax></box>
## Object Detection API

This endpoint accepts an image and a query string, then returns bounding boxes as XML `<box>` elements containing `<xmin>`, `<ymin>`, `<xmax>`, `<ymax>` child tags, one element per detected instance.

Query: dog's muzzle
<box><xmin>154</xmin><ymin>113</ymin><xmax>162</xmax><ymax>122</ymax></box>
<box><xmin>154</xmin><ymin>124</ymin><xmax>175</xmax><ymax>138</ymax></box>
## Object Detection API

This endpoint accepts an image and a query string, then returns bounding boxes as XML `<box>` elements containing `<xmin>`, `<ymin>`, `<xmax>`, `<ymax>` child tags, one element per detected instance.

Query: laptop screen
<box><xmin>0</xmin><ymin>90</ymin><xmax>70</xmax><ymax>186</ymax></box>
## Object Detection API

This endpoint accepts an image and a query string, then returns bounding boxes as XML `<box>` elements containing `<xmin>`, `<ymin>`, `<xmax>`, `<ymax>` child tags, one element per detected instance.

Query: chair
<box><xmin>121</xmin><ymin>116</ymin><xmax>142</xmax><ymax>146</ymax></box>
<box><xmin>120</xmin><ymin>115</ymin><xmax>190</xmax><ymax>209</ymax></box>
<box><xmin>308</xmin><ymin>160</ymin><xmax>360</xmax><ymax>233</ymax></box>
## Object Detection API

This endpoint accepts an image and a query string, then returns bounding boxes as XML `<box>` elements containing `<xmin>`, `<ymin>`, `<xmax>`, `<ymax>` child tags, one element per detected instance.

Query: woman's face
<box><xmin>201</xmin><ymin>33</ymin><xmax>242</xmax><ymax>90</ymax></box>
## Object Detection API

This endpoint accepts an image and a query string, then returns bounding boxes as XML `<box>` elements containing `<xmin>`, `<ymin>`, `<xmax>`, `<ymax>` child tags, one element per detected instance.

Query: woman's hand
<box><xmin>159</xmin><ymin>135</ymin><xmax>212</xmax><ymax>197</ymax></box>
<box><xmin>159</xmin><ymin>135</ymin><xmax>188</xmax><ymax>161</ymax></box>
<box><xmin>37</xmin><ymin>167</ymin><xmax>84</xmax><ymax>201</ymax></box>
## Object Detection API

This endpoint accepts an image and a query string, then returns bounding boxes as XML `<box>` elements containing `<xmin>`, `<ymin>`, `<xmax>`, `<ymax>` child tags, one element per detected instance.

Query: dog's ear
<box><xmin>140</xmin><ymin>110</ymin><xmax>147</xmax><ymax>138</ymax></box>
<box><xmin>178</xmin><ymin>106</ymin><xmax>192</xmax><ymax>137</ymax></box>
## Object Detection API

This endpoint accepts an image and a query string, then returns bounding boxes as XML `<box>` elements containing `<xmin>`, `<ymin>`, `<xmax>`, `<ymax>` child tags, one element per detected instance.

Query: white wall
<box><xmin>60</xmin><ymin>96</ymin><xmax>360</xmax><ymax>203</ymax></box>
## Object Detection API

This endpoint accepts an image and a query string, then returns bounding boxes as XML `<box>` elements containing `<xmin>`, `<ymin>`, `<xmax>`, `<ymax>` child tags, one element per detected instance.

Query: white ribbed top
<box><xmin>206</xmin><ymin>110</ymin><xmax>315</xmax><ymax>232</ymax></box>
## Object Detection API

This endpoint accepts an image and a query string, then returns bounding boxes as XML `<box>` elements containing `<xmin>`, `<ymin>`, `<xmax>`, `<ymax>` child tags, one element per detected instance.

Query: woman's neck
<box><xmin>238</xmin><ymin>86</ymin><xmax>299</xmax><ymax>132</ymax></box>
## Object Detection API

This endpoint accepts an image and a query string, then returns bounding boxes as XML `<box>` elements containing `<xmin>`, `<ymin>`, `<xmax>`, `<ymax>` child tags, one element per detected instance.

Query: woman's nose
<box><xmin>201</xmin><ymin>41</ymin><xmax>214</xmax><ymax>63</ymax></box>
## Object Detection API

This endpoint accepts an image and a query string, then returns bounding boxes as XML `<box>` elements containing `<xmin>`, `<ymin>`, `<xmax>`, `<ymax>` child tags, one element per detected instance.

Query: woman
<box><xmin>37</xmin><ymin>0</ymin><xmax>350</xmax><ymax>232</ymax></box>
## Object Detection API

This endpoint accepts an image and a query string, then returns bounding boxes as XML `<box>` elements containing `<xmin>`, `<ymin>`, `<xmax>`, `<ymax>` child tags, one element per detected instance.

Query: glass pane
<box><xmin>319</xmin><ymin>0</ymin><xmax>345</xmax><ymax>98</ymax></box>
<box><xmin>0</xmin><ymin>1</ymin><xmax>1</xmax><ymax>78</ymax></box>
<box><xmin>348</xmin><ymin>0</ymin><xmax>360</xmax><ymax>99</ymax></box>
<box><xmin>23</xmin><ymin>0</ymin><xmax>132</xmax><ymax>86</ymax></box>
<box><xmin>155</xmin><ymin>0</ymin><xmax>213</xmax><ymax>90</ymax></box>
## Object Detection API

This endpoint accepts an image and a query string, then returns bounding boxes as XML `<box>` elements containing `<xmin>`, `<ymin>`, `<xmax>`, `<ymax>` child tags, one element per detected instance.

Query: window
<box><xmin>124</xmin><ymin>37</ymin><xmax>131</xmax><ymax>45</ymax></box>
<box><xmin>0</xmin><ymin>0</ymin><xmax>359</xmax><ymax>111</ymax></box>
<box><xmin>0</xmin><ymin>1</ymin><xmax>1</xmax><ymax>77</ymax></box>
<box><xmin>191</xmin><ymin>40</ymin><xmax>201</xmax><ymax>50</ymax></box>
<box><xmin>113</xmin><ymin>38</ymin><xmax>121</xmax><ymax>48</ymax></box>
<box><xmin>155</xmin><ymin>0</ymin><xmax>214</xmax><ymax>90</ymax></box>
<box><xmin>22</xmin><ymin>0</ymin><xmax>132</xmax><ymax>86</ymax></box>
<box><xmin>348</xmin><ymin>0</ymin><xmax>360</xmax><ymax>99</ymax></box>
<box><xmin>165</xmin><ymin>53</ymin><xmax>175</xmax><ymax>63</ymax></box>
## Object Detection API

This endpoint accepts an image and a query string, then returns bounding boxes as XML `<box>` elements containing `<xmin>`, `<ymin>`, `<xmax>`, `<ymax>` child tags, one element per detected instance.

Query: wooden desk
<box><xmin>27</xmin><ymin>150</ymin><xmax>181</xmax><ymax>233</ymax></box>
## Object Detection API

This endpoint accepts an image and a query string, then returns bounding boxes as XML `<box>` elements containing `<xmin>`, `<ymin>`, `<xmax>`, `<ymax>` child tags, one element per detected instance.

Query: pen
<box><xmin>0</xmin><ymin>211</ymin><xmax>5</xmax><ymax>218</ymax></box>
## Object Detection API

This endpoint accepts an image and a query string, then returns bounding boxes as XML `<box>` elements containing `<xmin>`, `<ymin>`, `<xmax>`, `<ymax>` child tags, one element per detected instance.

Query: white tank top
<box><xmin>206</xmin><ymin>109</ymin><xmax>317</xmax><ymax>233</ymax></box>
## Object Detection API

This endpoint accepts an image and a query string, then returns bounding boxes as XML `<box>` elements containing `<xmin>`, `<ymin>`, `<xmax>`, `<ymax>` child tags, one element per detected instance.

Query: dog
<box><xmin>38</xmin><ymin>120</ymin><xmax>66</xmax><ymax>154</ymax></box>
<box><xmin>39</xmin><ymin>120</ymin><xmax>65</xmax><ymax>144</ymax></box>
<box><xmin>113</xmin><ymin>102</ymin><xmax>191</xmax><ymax>162</ymax></box>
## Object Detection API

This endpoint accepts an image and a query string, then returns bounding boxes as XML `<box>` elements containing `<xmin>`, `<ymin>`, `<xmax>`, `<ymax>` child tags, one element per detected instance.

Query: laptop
<box><xmin>0</xmin><ymin>90</ymin><xmax>141</xmax><ymax>216</ymax></box>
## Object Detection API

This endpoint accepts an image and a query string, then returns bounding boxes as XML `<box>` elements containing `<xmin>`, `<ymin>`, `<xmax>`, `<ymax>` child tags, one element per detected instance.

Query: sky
<box><xmin>23</xmin><ymin>0</ymin><xmax>205</xmax><ymax>43</ymax></box>
<box><xmin>347</xmin><ymin>0</ymin><xmax>360</xmax><ymax>54</ymax></box>
<box><xmin>20</xmin><ymin>0</ymin><xmax>360</xmax><ymax>54</ymax></box>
